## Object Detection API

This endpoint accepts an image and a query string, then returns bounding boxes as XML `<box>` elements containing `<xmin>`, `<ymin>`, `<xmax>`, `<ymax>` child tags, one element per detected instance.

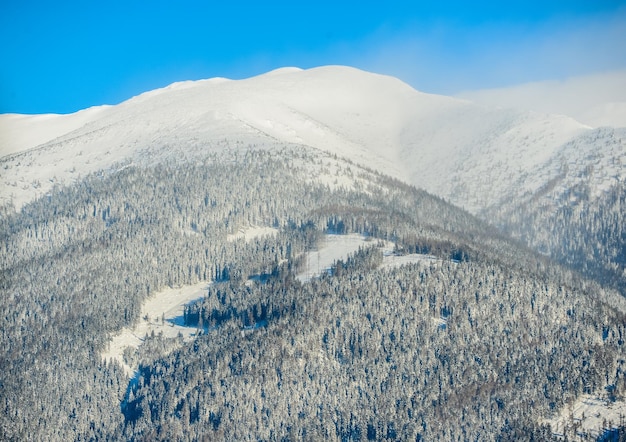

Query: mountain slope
<box><xmin>3</xmin><ymin>149</ymin><xmax>625</xmax><ymax>441</ymax></box>
<box><xmin>2</xmin><ymin>65</ymin><xmax>624</xmax><ymax>294</ymax></box>
<box><xmin>2</xmin><ymin>65</ymin><xmax>614</xmax><ymax>215</ymax></box>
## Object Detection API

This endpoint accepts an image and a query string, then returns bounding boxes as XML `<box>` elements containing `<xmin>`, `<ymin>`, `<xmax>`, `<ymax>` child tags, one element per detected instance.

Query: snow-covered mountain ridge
<box><xmin>1</xmin><ymin>65</ymin><xmax>624</xmax><ymax>215</ymax></box>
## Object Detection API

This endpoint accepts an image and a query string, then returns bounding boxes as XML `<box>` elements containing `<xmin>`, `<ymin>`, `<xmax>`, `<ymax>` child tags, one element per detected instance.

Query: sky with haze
<box><xmin>1</xmin><ymin>0</ymin><xmax>625</xmax><ymax>114</ymax></box>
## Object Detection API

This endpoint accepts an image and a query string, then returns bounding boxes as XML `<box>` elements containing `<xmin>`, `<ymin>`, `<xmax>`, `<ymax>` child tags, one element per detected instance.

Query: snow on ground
<box><xmin>101</xmin><ymin>281</ymin><xmax>210</xmax><ymax>376</ymax></box>
<box><xmin>296</xmin><ymin>234</ymin><xmax>369</xmax><ymax>282</ymax></box>
<box><xmin>3</xmin><ymin>64</ymin><xmax>613</xmax><ymax>217</ymax></box>
<box><xmin>381</xmin><ymin>252</ymin><xmax>442</xmax><ymax>270</ymax></box>
<box><xmin>297</xmin><ymin>233</ymin><xmax>446</xmax><ymax>282</ymax></box>
<box><xmin>103</xmin><ymin>233</ymin><xmax>442</xmax><ymax>376</ymax></box>
<box><xmin>227</xmin><ymin>225</ymin><xmax>278</xmax><ymax>242</ymax></box>
<box><xmin>542</xmin><ymin>394</ymin><xmax>626</xmax><ymax>439</ymax></box>
<box><xmin>0</xmin><ymin>105</ymin><xmax>112</xmax><ymax>157</ymax></box>
<box><xmin>298</xmin><ymin>154</ymin><xmax>378</xmax><ymax>193</ymax></box>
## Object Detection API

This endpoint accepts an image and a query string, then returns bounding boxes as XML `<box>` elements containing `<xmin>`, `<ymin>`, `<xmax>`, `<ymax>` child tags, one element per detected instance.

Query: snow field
<box><xmin>101</xmin><ymin>281</ymin><xmax>210</xmax><ymax>376</ymax></box>
<box><xmin>227</xmin><ymin>225</ymin><xmax>279</xmax><ymax>242</ymax></box>
<box><xmin>296</xmin><ymin>233</ymin><xmax>446</xmax><ymax>282</ymax></box>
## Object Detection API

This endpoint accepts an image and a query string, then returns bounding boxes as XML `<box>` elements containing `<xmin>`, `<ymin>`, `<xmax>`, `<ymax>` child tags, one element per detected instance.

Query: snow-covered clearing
<box><xmin>227</xmin><ymin>225</ymin><xmax>278</xmax><ymax>242</ymax></box>
<box><xmin>297</xmin><ymin>233</ymin><xmax>445</xmax><ymax>282</ymax></box>
<box><xmin>542</xmin><ymin>394</ymin><xmax>626</xmax><ymax>439</ymax></box>
<box><xmin>296</xmin><ymin>234</ymin><xmax>371</xmax><ymax>282</ymax></box>
<box><xmin>102</xmin><ymin>233</ymin><xmax>439</xmax><ymax>376</ymax></box>
<box><xmin>101</xmin><ymin>281</ymin><xmax>209</xmax><ymax>376</ymax></box>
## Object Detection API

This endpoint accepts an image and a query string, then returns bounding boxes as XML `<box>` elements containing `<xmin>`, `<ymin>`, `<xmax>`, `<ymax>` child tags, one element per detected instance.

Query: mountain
<box><xmin>3</xmin><ymin>66</ymin><xmax>624</xmax><ymax>215</ymax></box>
<box><xmin>1</xmin><ymin>66</ymin><xmax>626</xmax><ymax>440</ymax></box>
<box><xmin>3</xmin><ymin>65</ymin><xmax>624</xmax><ymax>289</ymax></box>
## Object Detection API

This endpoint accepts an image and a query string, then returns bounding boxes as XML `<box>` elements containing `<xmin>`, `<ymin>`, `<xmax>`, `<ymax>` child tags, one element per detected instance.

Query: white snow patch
<box><xmin>296</xmin><ymin>234</ymin><xmax>369</xmax><ymax>282</ymax></box>
<box><xmin>0</xmin><ymin>105</ymin><xmax>112</xmax><ymax>157</ymax></box>
<box><xmin>227</xmin><ymin>225</ymin><xmax>278</xmax><ymax>242</ymax></box>
<box><xmin>101</xmin><ymin>281</ymin><xmax>209</xmax><ymax>376</ymax></box>
<box><xmin>542</xmin><ymin>394</ymin><xmax>626</xmax><ymax>439</ymax></box>
<box><xmin>431</xmin><ymin>317</ymin><xmax>448</xmax><ymax>328</ymax></box>
<box><xmin>297</xmin><ymin>233</ymin><xmax>448</xmax><ymax>282</ymax></box>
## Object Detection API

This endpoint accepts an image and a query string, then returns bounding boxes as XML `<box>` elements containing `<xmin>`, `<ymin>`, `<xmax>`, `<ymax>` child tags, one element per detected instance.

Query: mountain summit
<box><xmin>2</xmin><ymin>65</ymin><xmax>624</xmax><ymax>215</ymax></box>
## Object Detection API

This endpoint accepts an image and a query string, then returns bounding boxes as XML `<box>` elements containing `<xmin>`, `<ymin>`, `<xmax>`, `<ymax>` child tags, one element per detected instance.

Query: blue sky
<box><xmin>1</xmin><ymin>1</ymin><xmax>625</xmax><ymax>114</ymax></box>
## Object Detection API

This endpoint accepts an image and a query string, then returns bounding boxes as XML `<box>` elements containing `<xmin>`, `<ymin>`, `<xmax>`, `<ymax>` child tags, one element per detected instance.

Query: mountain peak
<box><xmin>262</xmin><ymin>66</ymin><xmax>304</xmax><ymax>76</ymax></box>
<box><xmin>2</xmin><ymin>65</ymin><xmax>621</xmax><ymax>217</ymax></box>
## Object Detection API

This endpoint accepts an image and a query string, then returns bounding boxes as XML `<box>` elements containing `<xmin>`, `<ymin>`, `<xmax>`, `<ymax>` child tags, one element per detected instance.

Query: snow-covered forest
<box><xmin>2</xmin><ymin>147</ymin><xmax>626</xmax><ymax>440</ymax></box>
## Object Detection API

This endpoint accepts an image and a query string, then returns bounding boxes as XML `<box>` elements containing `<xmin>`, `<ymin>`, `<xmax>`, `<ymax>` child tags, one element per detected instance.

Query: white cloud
<box><xmin>349</xmin><ymin>8</ymin><xmax>626</xmax><ymax>95</ymax></box>
<box><xmin>456</xmin><ymin>69</ymin><xmax>626</xmax><ymax>128</ymax></box>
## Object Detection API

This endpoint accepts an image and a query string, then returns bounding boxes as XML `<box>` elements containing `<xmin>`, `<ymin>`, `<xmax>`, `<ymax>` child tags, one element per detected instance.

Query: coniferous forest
<box><xmin>2</xmin><ymin>146</ymin><xmax>626</xmax><ymax>441</ymax></box>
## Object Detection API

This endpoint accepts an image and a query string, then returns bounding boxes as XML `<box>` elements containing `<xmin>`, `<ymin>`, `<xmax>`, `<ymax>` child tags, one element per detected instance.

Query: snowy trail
<box><xmin>101</xmin><ymin>282</ymin><xmax>210</xmax><ymax>376</ymax></box>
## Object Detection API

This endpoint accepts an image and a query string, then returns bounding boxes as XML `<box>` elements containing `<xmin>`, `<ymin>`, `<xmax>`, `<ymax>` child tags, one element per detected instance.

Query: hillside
<box><xmin>2</xmin><ymin>66</ymin><xmax>626</xmax><ymax>440</ymax></box>
<box><xmin>457</xmin><ymin>69</ymin><xmax>626</xmax><ymax>129</ymax></box>
<box><xmin>2</xmin><ymin>148</ymin><xmax>625</xmax><ymax>440</ymax></box>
